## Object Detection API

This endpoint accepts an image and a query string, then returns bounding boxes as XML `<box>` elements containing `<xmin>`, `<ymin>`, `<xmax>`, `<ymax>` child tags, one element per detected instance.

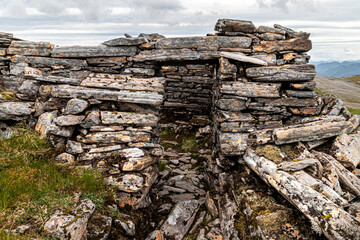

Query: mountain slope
<box><xmin>313</xmin><ymin>61</ymin><xmax>360</xmax><ymax>77</ymax></box>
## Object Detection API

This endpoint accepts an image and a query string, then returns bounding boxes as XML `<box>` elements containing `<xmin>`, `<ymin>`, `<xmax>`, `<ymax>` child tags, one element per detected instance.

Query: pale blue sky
<box><xmin>0</xmin><ymin>0</ymin><xmax>359</xmax><ymax>61</ymax></box>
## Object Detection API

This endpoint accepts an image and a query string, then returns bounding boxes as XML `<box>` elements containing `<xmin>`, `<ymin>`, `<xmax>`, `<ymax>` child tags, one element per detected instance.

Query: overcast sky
<box><xmin>0</xmin><ymin>0</ymin><xmax>359</xmax><ymax>62</ymax></box>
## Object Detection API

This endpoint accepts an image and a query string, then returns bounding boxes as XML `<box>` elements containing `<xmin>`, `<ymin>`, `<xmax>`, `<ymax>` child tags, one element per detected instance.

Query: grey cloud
<box><xmin>75</xmin><ymin>0</ymin><xmax>113</xmax><ymax>22</ymax></box>
<box><xmin>256</xmin><ymin>0</ymin><xmax>318</xmax><ymax>13</ymax></box>
<box><xmin>2</xmin><ymin>0</ymin><xmax>27</xmax><ymax>17</ymax></box>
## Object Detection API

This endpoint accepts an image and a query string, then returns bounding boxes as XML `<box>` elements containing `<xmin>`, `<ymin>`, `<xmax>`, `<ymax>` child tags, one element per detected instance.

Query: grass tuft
<box><xmin>347</xmin><ymin>107</ymin><xmax>360</xmax><ymax>115</ymax></box>
<box><xmin>0</xmin><ymin>127</ymin><xmax>112</xmax><ymax>236</ymax></box>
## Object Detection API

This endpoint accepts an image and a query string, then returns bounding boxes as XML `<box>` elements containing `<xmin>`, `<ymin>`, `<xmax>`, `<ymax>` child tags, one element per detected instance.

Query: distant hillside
<box><xmin>312</xmin><ymin>61</ymin><xmax>360</xmax><ymax>77</ymax></box>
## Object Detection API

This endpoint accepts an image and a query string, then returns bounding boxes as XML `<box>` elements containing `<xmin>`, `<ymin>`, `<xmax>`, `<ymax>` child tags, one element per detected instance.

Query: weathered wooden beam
<box><xmin>244</xmin><ymin>149</ymin><xmax>360</xmax><ymax>240</ymax></box>
<box><xmin>220</xmin><ymin>52</ymin><xmax>268</xmax><ymax>66</ymax></box>
<box><xmin>50</xmin><ymin>85</ymin><xmax>163</xmax><ymax>105</ymax></box>
<box><xmin>80</xmin><ymin>74</ymin><xmax>165</xmax><ymax>93</ymax></box>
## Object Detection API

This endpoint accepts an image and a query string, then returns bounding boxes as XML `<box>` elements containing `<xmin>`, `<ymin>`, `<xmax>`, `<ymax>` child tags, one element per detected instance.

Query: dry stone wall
<box><xmin>1</xmin><ymin>19</ymin><xmax>360</xmax><ymax>239</ymax></box>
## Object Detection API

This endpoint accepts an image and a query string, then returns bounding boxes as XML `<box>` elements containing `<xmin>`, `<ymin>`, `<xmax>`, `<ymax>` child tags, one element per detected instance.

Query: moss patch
<box><xmin>0</xmin><ymin>90</ymin><xmax>19</xmax><ymax>102</ymax></box>
<box><xmin>255</xmin><ymin>145</ymin><xmax>283</xmax><ymax>163</ymax></box>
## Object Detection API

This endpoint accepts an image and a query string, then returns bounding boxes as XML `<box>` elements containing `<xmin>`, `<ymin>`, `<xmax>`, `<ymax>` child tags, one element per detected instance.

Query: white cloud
<box><xmin>0</xmin><ymin>0</ymin><xmax>358</xmax><ymax>60</ymax></box>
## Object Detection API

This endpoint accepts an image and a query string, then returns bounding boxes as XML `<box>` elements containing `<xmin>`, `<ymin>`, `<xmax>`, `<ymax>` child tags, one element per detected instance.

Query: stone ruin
<box><xmin>1</xmin><ymin>19</ymin><xmax>360</xmax><ymax>239</ymax></box>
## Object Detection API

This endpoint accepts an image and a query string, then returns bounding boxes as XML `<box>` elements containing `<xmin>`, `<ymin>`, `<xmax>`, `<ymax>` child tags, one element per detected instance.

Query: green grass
<box><xmin>348</xmin><ymin>108</ymin><xmax>360</xmax><ymax>115</ymax></box>
<box><xmin>181</xmin><ymin>138</ymin><xmax>198</xmax><ymax>152</ymax></box>
<box><xmin>0</xmin><ymin>128</ymin><xmax>113</xmax><ymax>235</ymax></box>
<box><xmin>314</xmin><ymin>88</ymin><xmax>328</xmax><ymax>96</ymax></box>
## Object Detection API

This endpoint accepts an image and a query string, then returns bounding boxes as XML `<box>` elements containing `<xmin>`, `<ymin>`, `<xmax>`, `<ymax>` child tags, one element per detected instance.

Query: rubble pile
<box><xmin>0</xmin><ymin>19</ymin><xmax>359</xmax><ymax>239</ymax></box>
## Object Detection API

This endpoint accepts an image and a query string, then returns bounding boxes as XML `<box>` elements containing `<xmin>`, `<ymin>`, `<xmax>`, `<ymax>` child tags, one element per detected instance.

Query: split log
<box><xmin>312</xmin><ymin>151</ymin><xmax>360</xmax><ymax>198</ymax></box>
<box><xmin>80</xmin><ymin>74</ymin><xmax>165</xmax><ymax>93</ymax></box>
<box><xmin>272</xmin><ymin>117</ymin><xmax>349</xmax><ymax>145</ymax></box>
<box><xmin>50</xmin><ymin>85</ymin><xmax>163</xmax><ymax>105</ymax></box>
<box><xmin>244</xmin><ymin>149</ymin><xmax>360</xmax><ymax>240</ymax></box>
<box><xmin>220</xmin><ymin>52</ymin><xmax>268</xmax><ymax>66</ymax></box>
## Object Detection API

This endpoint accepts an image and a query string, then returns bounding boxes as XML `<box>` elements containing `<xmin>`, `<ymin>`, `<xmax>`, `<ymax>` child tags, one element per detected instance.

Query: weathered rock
<box><xmin>206</xmin><ymin>192</ymin><xmax>218</xmax><ymax>217</ymax></box>
<box><xmin>116</xmin><ymin>190</ymin><xmax>151</xmax><ymax>210</ymax></box>
<box><xmin>0</xmin><ymin>102</ymin><xmax>34</xmax><ymax>120</ymax></box>
<box><xmin>274</xmin><ymin>24</ymin><xmax>310</xmax><ymax>39</ymax></box>
<box><xmin>18</xmin><ymin>80</ymin><xmax>41</xmax><ymax>97</ymax></box>
<box><xmin>258</xmin><ymin>33</ymin><xmax>285</xmax><ymax>41</ymax></box>
<box><xmin>122</xmin><ymin>156</ymin><xmax>156</xmax><ymax>171</ymax></box>
<box><xmin>81</xmin><ymin>111</ymin><xmax>101</xmax><ymax>128</ymax></box>
<box><xmin>81</xmin><ymin>74</ymin><xmax>165</xmax><ymax>93</ymax></box>
<box><xmin>286</xmin><ymin>90</ymin><xmax>317</xmax><ymax>98</ymax></box>
<box><xmin>87</xmin><ymin>214</ymin><xmax>112</xmax><ymax>240</ymax></box>
<box><xmin>64</xmin><ymin>98</ymin><xmax>88</xmax><ymax>114</ymax></box>
<box><xmin>54</xmin><ymin>153</ymin><xmax>75</xmax><ymax>164</ymax></box>
<box><xmin>132</xmin><ymin>49</ymin><xmax>219</xmax><ymax>62</ymax></box>
<box><xmin>217</xmin><ymin>111</ymin><xmax>255</xmax><ymax>123</ymax></box>
<box><xmin>331</xmin><ymin>132</ymin><xmax>360</xmax><ymax>168</ymax></box>
<box><xmin>215</xmin><ymin>19</ymin><xmax>256</xmax><ymax>33</ymax></box>
<box><xmin>11</xmin><ymin>55</ymin><xmax>88</xmax><ymax>70</ymax></box>
<box><xmin>53</xmin><ymin>115</ymin><xmax>85</xmax><ymax>126</ymax></box>
<box><xmin>117</xmin><ymin>218</ymin><xmax>136</xmax><ymax>236</ymax></box>
<box><xmin>218</xmin><ymin>57</ymin><xmax>237</xmax><ymax>79</ymax></box>
<box><xmin>256</xmin><ymin>97</ymin><xmax>317</xmax><ymax>107</ymax></box>
<box><xmin>35</xmin><ymin>111</ymin><xmax>58</xmax><ymax>136</ymax></box>
<box><xmin>246</xmin><ymin>64</ymin><xmax>316</xmax><ymax>82</ymax></box>
<box><xmin>219</xmin><ymin>132</ymin><xmax>249</xmax><ymax>156</ymax></box>
<box><xmin>7</xmin><ymin>41</ymin><xmax>52</xmax><ymax>56</ymax></box>
<box><xmin>253</xmin><ymin>38</ymin><xmax>312</xmax><ymax>53</ymax></box>
<box><xmin>103</xmin><ymin>37</ymin><xmax>148</xmax><ymax>46</ymax></box>
<box><xmin>44</xmin><ymin>199</ymin><xmax>95</xmax><ymax>240</ymax></box>
<box><xmin>51</xmin><ymin>46</ymin><xmax>138</xmax><ymax>58</ymax></box>
<box><xmin>257</xmin><ymin>25</ymin><xmax>286</xmax><ymax>35</ymax></box>
<box><xmin>220</xmin><ymin>81</ymin><xmax>280</xmax><ymax>98</ymax></box>
<box><xmin>25</xmin><ymin>74</ymin><xmax>82</xmax><ymax>85</ymax></box>
<box><xmin>220</xmin><ymin>194</ymin><xmax>239</xmax><ymax>240</ymax></box>
<box><xmin>155</xmin><ymin>36</ymin><xmax>252</xmax><ymax>50</ymax></box>
<box><xmin>106</xmin><ymin>174</ymin><xmax>144</xmax><ymax>192</ymax></box>
<box><xmin>290</xmin><ymin>81</ymin><xmax>316</xmax><ymax>91</ymax></box>
<box><xmin>47</xmin><ymin>123</ymin><xmax>75</xmax><ymax>137</ymax></box>
<box><xmin>50</xmin><ymin>85</ymin><xmax>163</xmax><ymax>105</ymax></box>
<box><xmin>215</xmin><ymin>98</ymin><xmax>247</xmax><ymax>111</ymax></box>
<box><xmin>160</xmin><ymin>200</ymin><xmax>202</xmax><ymax>240</ymax></box>
<box><xmin>66</xmin><ymin>140</ymin><xmax>84</xmax><ymax>155</ymax></box>
<box><xmin>80</xmin><ymin>131</ymin><xmax>151</xmax><ymax>144</ymax></box>
<box><xmin>101</xmin><ymin>111</ymin><xmax>158</xmax><ymax>127</ymax></box>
